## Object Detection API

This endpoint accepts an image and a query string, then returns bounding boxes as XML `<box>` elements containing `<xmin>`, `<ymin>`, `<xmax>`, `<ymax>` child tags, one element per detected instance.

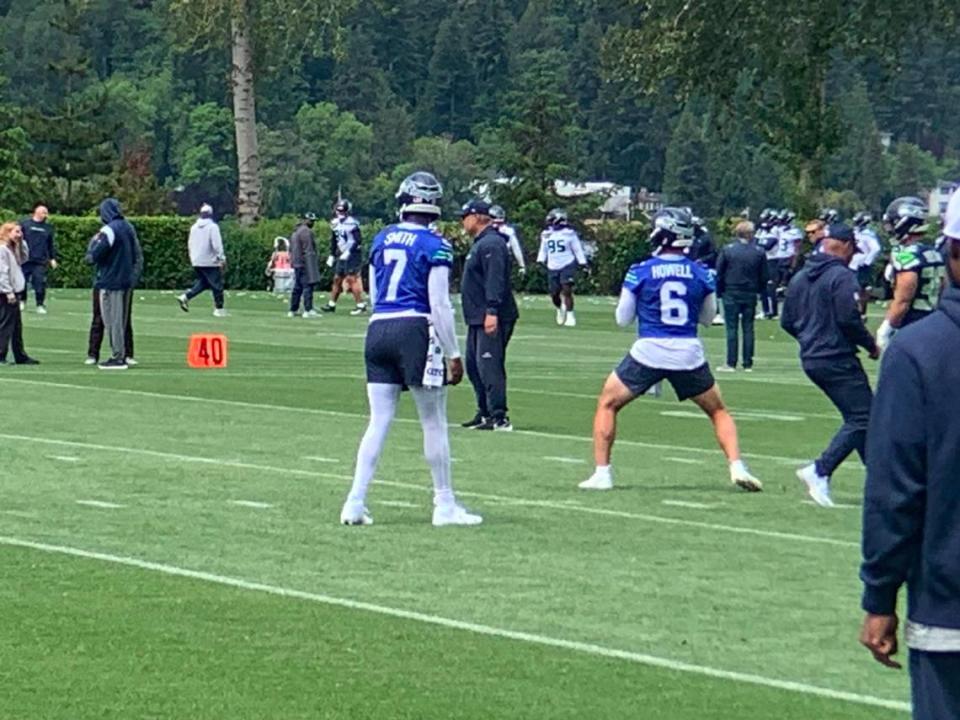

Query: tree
<box><xmin>416</xmin><ymin>13</ymin><xmax>477</xmax><ymax>138</ymax></box>
<box><xmin>663</xmin><ymin>108</ymin><xmax>711</xmax><ymax>209</ymax></box>
<box><xmin>172</xmin><ymin>102</ymin><xmax>237</xmax><ymax>212</ymax></box>
<box><xmin>167</xmin><ymin>0</ymin><xmax>354</xmax><ymax>224</ymax></box>
<box><xmin>890</xmin><ymin>142</ymin><xmax>938</xmax><ymax>198</ymax></box>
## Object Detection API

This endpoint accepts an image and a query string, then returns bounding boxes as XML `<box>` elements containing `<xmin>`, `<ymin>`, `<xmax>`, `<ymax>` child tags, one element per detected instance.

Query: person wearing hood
<box><xmin>288</xmin><ymin>212</ymin><xmax>321</xmax><ymax>318</ymax></box>
<box><xmin>177</xmin><ymin>203</ymin><xmax>227</xmax><ymax>317</ymax></box>
<box><xmin>781</xmin><ymin>223</ymin><xmax>879</xmax><ymax>508</ymax></box>
<box><xmin>85</xmin><ymin>198</ymin><xmax>137</xmax><ymax>370</ymax></box>
<box><xmin>857</xmin><ymin>187</ymin><xmax>960</xmax><ymax>720</ymax></box>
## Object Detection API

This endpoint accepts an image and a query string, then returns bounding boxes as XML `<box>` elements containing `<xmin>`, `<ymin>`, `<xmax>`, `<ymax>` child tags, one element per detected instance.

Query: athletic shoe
<box><xmin>125</xmin><ymin>357</ymin><xmax>138</xmax><ymax>366</ymax></box>
<box><xmin>303</xmin><ymin>310</ymin><xmax>319</xmax><ymax>318</ymax></box>
<box><xmin>320</xmin><ymin>304</ymin><xmax>336</xmax><ymax>313</ymax></box>
<box><xmin>98</xmin><ymin>358</ymin><xmax>128</xmax><ymax>371</ymax></box>
<box><xmin>18</xmin><ymin>301</ymin><xmax>24</xmax><ymax>311</ymax></box>
<box><xmin>755</xmin><ymin>311</ymin><xmax>766</xmax><ymax>320</ymax></box>
<box><xmin>578</xmin><ymin>471</ymin><xmax>614</xmax><ymax>490</ymax></box>
<box><xmin>797</xmin><ymin>464</ymin><xmax>834</xmax><ymax>507</ymax></box>
<box><xmin>743</xmin><ymin>367</ymin><xmax>754</xmax><ymax>373</ymax></box>
<box><xmin>556</xmin><ymin>304</ymin><xmax>567</xmax><ymax>326</ymax></box>
<box><xmin>350</xmin><ymin>303</ymin><xmax>368</xmax><ymax>316</ymax></box>
<box><xmin>287</xmin><ymin>311</ymin><xmax>298</xmax><ymax>318</ymax></box>
<box><xmin>476</xmin><ymin>417</ymin><xmax>513</xmax><ymax>432</ymax></box>
<box><xmin>36</xmin><ymin>305</ymin><xmax>47</xmax><ymax>315</ymax></box>
<box><xmin>711</xmin><ymin>314</ymin><xmax>725</xmax><ymax>326</ymax></box>
<box><xmin>730</xmin><ymin>463</ymin><xmax>763</xmax><ymax>492</ymax></box>
<box><xmin>177</xmin><ymin>294</ymin><xmax>189</xmax><ymax>312</ymax></box>
<box><xmin>340</xmin><ymin>502</ymin><xmax>373</xmax><ymax>526</ymax></box>
<box><xmin>716</xmin><ymin>365</ymin><xmax>736</xmax><ymax>372</ymax></box>
<box><xmin>213</xmin><ymin>308</ymin><xmax>228</xmax><ymax>317</ymax></box>
<box><xmin>84</xmin><ymin>356</ymin><xmax>97</xmax><ymax>366</ymax></box>
<box><xmin>432</xmin><ymin>504</ymin><xmax>483</xmax><ymax>527</ymax></box>
<box><xmin>461</xmin><ymin>413</ymin><xmax>487</xmax><ymax>429</ymax></box>
<box><xmin>15</xmin><ymin>357</ymin><xmax>39</xmax><ymax>365</ymax></box>
<box><xmin>564</xmin><ymin>311</ymin><xmax>577</xmax><ymax>327</ymax></box>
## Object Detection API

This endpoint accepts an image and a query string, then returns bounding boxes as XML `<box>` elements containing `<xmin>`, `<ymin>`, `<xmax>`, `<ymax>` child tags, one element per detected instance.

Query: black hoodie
<box><xmin>781</xmin><ymin>252</ymin><xmax>877</xmax><ymax>363</ymax></box>
<box><xmin>85</xmin><ymin>199</ymin><xmax>137</xmax><ymax>291</ymax></box>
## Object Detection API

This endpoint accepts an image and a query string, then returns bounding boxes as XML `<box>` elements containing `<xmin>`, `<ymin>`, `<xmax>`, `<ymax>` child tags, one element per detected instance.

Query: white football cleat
<box><xmin>556</xmin><ymin>307</ymin><xmax>566</xmax><ymax>326</ymax></box>
<box><xmin>716</xmin><ymin>365</ymin><xmax>736</xmax><ymax>373</ymax></box>
<box><xmin>578</xmin><ymin>471</ymin><xmax>613</xmax><ymax>490</ymax></box>
<box><xmin>213</xmin><ymin>308</ymin><xmax>228</xmax><ymax>317</ymax></box>
<box><xmin>564</xmin><ymin>311</ymin><xmax>577</xmax><ymax>327</ymax></box>
<box><xmin>712</xmin><ymin>314</ymin><xmax>725</xmax><ymax>326</ymax></box>
<box><xmin>797</xmin><ymin>464</ymin><xmax>834</xmax><ymax>507</ymax></box>
<box><xmin>36</xmin><ymin>305</ymin><xmax>47</xmax><ymax>315</ymax></box>
<box><xmin>340</xmin><ymin>502</ymin><xmax>373</xmax><ymax>526</ymax></box>
<box><xmin>84</xmin><ymin>356</ymin><xmax>97</xmax><ymax>366</ymax></box>
<box><xmin>303</xmin><ymin>310</ymin><xmax>319</xmax><ymax>318</ymax></box>
<box><xmin>432</xmin><ymin>504</ymin><xmax>483</xmax><ymax>527</ymax></box>
<box><xmin>287</xmin><ymin>311</ymin><xmax>298</xmax><ymax>318</ymax></box>
<box><xmin>730</xmin><ymin>462</ymin><xmax>763</xmax><ymax>492</ymax></box>
<box><xmin>125</xmin><ymin>357</ymin><xmax>138</xmax><ymax>366</ymax></box>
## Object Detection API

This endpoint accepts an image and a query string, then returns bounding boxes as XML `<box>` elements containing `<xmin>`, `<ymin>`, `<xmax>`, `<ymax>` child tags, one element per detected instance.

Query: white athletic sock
<box><xmin>594</xmin><ymin>464</ymin><xmax>612</xmax><ymax>478</ymax></box>
<box><xmin>411</xmin><ymin>386</ymin><xmax>455</xmax><ymax>507</ymax></box>
<box><xmin>729</xmin><ymin>459</ymin><xmax>747</xmax><ymax>474</ymax></box>
<box><xmin>347</xmin><ymin>384</ymin><xmax>401</xmax><ymax>505</ymax></box>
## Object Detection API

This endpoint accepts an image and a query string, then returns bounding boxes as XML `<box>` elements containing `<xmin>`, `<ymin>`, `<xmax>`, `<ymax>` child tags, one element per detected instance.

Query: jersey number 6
<box><xmin>660</xmin><ymin>281</ymin><xmax>689</xmax><ymax>326</ymax></box>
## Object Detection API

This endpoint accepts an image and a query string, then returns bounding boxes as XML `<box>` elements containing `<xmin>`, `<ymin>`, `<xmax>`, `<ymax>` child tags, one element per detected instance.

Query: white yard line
<box><xmin>0</xmin><ymin>433</ymin><xmax>859</xmax><ymax>549</ymax></box>
<box><xmin>49</xmin><ymin>455</ymin><xmax>81</xmax><ymax>463</ymax></box>
<box><xmin>542</xmin><ymin>456</ymin><xmax>586</xmax><ymax>464</ymax></box>
<box><xmin>802</xmin><ymin>500</ymin><xmax>861</xmax><ymax>510</ymax></box>
<box><xmin>378</xmin><ymin>500</ymin><xmax>420</xmax><ymax>509</ymax></box>
<box><xmin>303</xmin><ymin>456</ymin><xmax>340</xmax><ymax>464</ymax></box>
<box><xmin>664</xmin><ymin>457</ymin><xmax>704</xmax><ymax>465</ymax></box>
<box><xmin>75</xmin><ymin>500</ymin><xmax>124</xmax><ymax>509</ymax></box>
<box><xmin>0</xmin><ymin>535</ymin><xmax>909</xmax><ymax>714</ymax></box>
<box><xmin>661</xmin><ymin>410</ymin><xmax>803</xmax><ymax>423</ymax></box>
<box><xmin>662</xmin><ymin>500</ymin><xmax>716</xmax><ymax>510</ymax></box>
<box><xmin>229</xmin><ymin>500</ymin><xmax>273</xmax><ymax>509</ymax></box>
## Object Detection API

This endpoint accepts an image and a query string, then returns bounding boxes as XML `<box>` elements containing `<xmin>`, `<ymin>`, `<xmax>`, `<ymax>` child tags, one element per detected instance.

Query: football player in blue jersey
<box><xmin>578</xmin><ymin>207</ymin><xmax>762</xmax><ymax>492</ymax></box>
<box><xmin>877</xmin><ymin>196</ymin><xmax>946</xmax><ymax>350</ymax></box>
<box><xmin>340</xmin><ymin>172</ymin><xmax>481</xmax><ymax>527</ymax></box>
<box><xmin>321</xmin><ymin>199</ymin><xmax>368</xmax><ymax>316</ymax></box>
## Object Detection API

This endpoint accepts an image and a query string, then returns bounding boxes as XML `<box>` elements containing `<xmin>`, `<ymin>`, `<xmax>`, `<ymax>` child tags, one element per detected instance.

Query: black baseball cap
<box><xmin>827</xmin><ymin>223</ymin><xmax>855</xmax><ymax>243</ymax></box>
<box><xmin>460</xmin><ymin>199</ymin><xmax>492</xmax><ymax>218</ymax></box>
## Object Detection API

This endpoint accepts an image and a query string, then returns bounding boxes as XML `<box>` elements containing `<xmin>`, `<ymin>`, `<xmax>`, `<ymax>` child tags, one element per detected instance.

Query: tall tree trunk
<box><xmin>231</xmin><ymin>2</ymin><xmax>261</xmax><ymax>225</ymax></box>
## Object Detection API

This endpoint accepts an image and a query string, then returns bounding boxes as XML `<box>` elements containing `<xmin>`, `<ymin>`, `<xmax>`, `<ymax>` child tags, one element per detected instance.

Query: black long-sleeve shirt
<box><xmin>715</xmin><ymin>241</ymin><xmax>767</xmax><ymax>296</ymax></box>
<box><xmin>461</xmin><ymin>226</ymin><xmax>519</xmax><ymax>326</ymax></box>
<box><xmin>19</xmin><ymin>218</ymin><xmax>57</xmax><ymax>264</ymax></box>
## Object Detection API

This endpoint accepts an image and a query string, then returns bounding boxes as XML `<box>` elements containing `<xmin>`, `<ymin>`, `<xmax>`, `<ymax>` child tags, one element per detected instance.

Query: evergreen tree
<box><xmin>416</xmin><ymin>13</ymin><xmax>478</xmax><ymax>138</ymax></box>
<box><xmin>663</xmin><ymin>108</ymin><xmax>711</xmax><ymax>208</ymax></box>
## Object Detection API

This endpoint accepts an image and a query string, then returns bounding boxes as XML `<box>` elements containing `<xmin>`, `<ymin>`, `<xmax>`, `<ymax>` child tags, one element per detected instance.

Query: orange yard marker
<box><xmin>187</xmin><ymin>333</ymin><xmax>228</xmax><ymax>369</ymax></box>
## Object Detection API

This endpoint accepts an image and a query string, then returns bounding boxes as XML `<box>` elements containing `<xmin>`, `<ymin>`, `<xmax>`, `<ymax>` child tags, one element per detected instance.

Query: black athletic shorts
<box><xmin>856</xmin><ymin>267</ymin><xmax>873</xmax><ymax>288</ymax></box>
<box><xmin>334</xmin><ymin>254</ymin><xmax>363</xmax><ymax>277</ymax></box>
<box><xmin>548</xmin><ymin>262</ymin><xmax>579</xmax><ymax>294</ymax></box>
<box><xmin>365</xmin><ymin>316</ymin><xmax>429</xmax><ymax>389</ymax></box>
<box><xmin>614</xmin><ymin>354</ymin><xmax>715</xmax><ymax>401</ymax></box>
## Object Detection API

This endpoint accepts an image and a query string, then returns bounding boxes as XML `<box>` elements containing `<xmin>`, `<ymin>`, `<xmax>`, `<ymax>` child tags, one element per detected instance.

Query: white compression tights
<box><xmin>347</xmin><ymin>383</ymin><xmax>455</xmax><ymax>507</ymax></box>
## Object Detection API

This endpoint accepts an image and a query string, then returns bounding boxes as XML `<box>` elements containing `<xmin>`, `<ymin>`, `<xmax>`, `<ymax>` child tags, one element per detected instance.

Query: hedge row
<box><xmin>38</xmin><ymin>214</ymin><xmax>652</xmax><ymax>294</ymax></box>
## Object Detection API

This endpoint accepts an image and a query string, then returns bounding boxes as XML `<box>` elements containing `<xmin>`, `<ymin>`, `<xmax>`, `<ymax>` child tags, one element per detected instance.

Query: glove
<box><xmin>326</xmin><ymin>256</ymin><xmax>335</xmax><ymax>268</ymax></box>
<box><xmin>518</xmin><ymin>267</ymin><xmax>526</xmax><ymax>277</ymax></box>
<box><xmin>877</xmin><ymin>320</ymin><xmax>895</xmax><ymax>351</ymax></box>
<box><xmin>339</xmin><ymin>250</ymin><xmax>350</xmax><ymax>261</ymax></box>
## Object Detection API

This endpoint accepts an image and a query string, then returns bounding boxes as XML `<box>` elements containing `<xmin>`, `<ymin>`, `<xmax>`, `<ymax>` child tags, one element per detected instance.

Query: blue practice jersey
<box><xmin>623</xmin><ymin>255</ymin><xmax>715</xmax><ymax>339</ymax></box>
<box><xmin>369</xmin><ymin>222</ymin><xmax>454</xmax><ymax>316</ymax></box>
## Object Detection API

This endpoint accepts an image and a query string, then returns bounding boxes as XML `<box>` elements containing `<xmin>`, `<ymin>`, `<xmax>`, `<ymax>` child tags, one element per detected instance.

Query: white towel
<box><xmin>422</xmin><ymin>324</ymin><xmax>445</xmax><ymax>388</ymax></box>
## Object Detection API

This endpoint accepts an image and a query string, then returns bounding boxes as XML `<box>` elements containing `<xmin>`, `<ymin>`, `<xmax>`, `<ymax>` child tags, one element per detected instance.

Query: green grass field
<box><xmin>1</xmin><ymin>289</ymin><xmax>909</xmax><ymax>719</ymax></box>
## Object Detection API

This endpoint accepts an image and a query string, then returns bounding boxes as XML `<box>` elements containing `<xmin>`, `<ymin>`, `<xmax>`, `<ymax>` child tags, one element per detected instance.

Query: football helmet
<box><xmin>818</xmin><ymin>208</ymin><xmax>840</xmax><ymax>224</ymax></box>
<box><xmin>335</xmin><ymin>199</ymin><xmax>352</xmax><ymax>215</ymax></box>
<box><xmin>546</xmin><ymin>208</ymin><xmax>568</xmax><ymax>226</ymax></box>
<box><xmin>852</xmin><ymin>211</ymin><xmax>872</xmax><ymax>228</ymax></box>
<box><xmin>883</xmin><ymin>196</ymin><xmax>928</xmax><ymax>238</ymax></box>
<box><xmin>650</xmin><ymin>207</ymin><xmax>694</xmax><ymax>250</ymax></box>
<box><xmin>490</xmin><ymin>205</ymin><xmax>506</xmax><ymax>223</ymax></box>
<box><xmin>396</xmin><ymin>172</ymin><xmax>443</xmax><ymax>218</ymax></box>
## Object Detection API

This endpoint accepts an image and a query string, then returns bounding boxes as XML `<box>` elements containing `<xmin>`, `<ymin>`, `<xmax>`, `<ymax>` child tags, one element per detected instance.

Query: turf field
<box><xmin>2</xmin><ymin>289</ymin><xmax>909</xmax><ymax>718</ymax></box>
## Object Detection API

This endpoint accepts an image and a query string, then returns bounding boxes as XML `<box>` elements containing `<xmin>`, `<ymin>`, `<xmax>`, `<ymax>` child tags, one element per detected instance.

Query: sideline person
<box><xmin>0</xmin><ymin>222</ymin><xmax>39</xmax><ymax>365</ymax></box>
<box><xmin>177</xmin><ymin>203</ymin><xmax>227</xmax><ymax>317</ymax></box>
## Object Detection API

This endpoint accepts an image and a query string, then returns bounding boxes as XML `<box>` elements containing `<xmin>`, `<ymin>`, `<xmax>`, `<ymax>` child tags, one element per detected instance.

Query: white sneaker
<box><xmin>564</xmin><ymin>311</ymin><xmax>577</xmax><ymax>327</ymax></box>
<box><xmin>712</xmin><ymin>314</ymin><xmax>725</xmax><ymax>326</ymax></box>
<box><xmin>716</xmin><ymin>365</ymin><xmax>736</xmax><ymax>373</ymax></box>
<box><xmin>797</xmin><ymin>464</ymin><xmax>834</xmax><ymax>507</ymax></box>
<box><xmin>36</xmin><ymin>305</ymin><xmax>47</xmax><ymax>315</ymax></box>
<box><xmin>287</xmin><ymin>311</ymin><xmax>298</xmax><ymax>318</ymax></box>
<box><xmin>84</xmin><ymin>356</ymin><xmax>97</xmax><ymax>366</ymax></box>
<box><xmin>432</xmin><ymin>504</ymin><xmax>483</xmax><ymax>527</ymax></box>
<box><xmin>730</xmin><ymin>462</ymin><xmax>763</xmax><ymax>492</ymax></box>
<box><xmin>213</xmin><ymin>308</ymin><xmax>228</xmax><ymax>317</ymax></box>
<box><xmin>340</xmin><ymin>502</ymin><xmax>373</xmax><ymax>526</ymax></box>
<box><xmin>556</xmin><ymin>307</ymin><xmax>566</xmax><ymax>326</ymax></box>
<box><xmin>350</xmin><ymin>304</ymin><xmax>368</xmax><ymax>316</ymax></box>
<box><xmin>125</xmin><ymin>357</ymin><xmax>138</xmax><ymax>366</ymax></box>
<box><xmin>303</xmin><ymin>310</ymin><xmax>319</xmax><ymax>318</ymax></box>
<box><xmin>578</xmin><ymin>470</ymin><xmax>613</xmax><ymax>490</ymax></box>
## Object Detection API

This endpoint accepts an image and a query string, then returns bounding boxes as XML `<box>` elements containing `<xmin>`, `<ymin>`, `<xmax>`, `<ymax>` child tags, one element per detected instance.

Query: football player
<box><xmin>578</xmin><ymin>207</ymin><xmax>762</xmax><ymax>493</ymax></box>
<box><xmin>756</xmin><ymin>208</ymin><xmax>780</xmax><ymax>318</ymax></box>
<box><xmin>490</xmin><ymin>205</ymin><xmax>526</xmax><ymax>276</ymax></box>
<box><xmin>321</xmin><ymin>199</ymin><xmax>367</xmax><ymax>315</ymax></box>
<box><xmin>340</xmin><ymin>172</ymin><xmax>481</xmax><ymax>527</ymax></box>
<box><xmin>537</xmin><ymin>209</ymin><xmax>588</xmax><ymax>327</ymax></box>
<box><xmin>851</xmin><ymin>212</ymin><xmax>882</xmax><ymax>315</ymax></box>
<box><xmin>877</xmin><ymin>196</ymin><xmax>945</xmax><ymax>350</ymax></box>
<box><xmin>776</xmin><ymin>209</ymin><xmax>803</xmax><ymax>279</ymax></box>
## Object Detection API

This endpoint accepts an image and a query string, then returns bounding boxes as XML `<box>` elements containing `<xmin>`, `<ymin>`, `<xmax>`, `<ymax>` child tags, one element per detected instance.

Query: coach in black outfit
<box><xmin>460</xmin><ymin>199</ymin><xmax>519</xmax><ymax>432</ymax></box>
<box><xmin>715</xmin><ymin>221</ymin><xmax>768</xmax><ymax>370</ymax></box>
<box><xmin>781</xmin><ymin>223</ymin><xmax>878</xmax><ymax>507</ymax></box>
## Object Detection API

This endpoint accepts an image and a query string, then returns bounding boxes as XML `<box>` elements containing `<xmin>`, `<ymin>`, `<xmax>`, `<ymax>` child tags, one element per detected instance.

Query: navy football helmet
<box><xmin>818</xmin><ymin>208</ymin><xmax>840</xmax><ymax>224</ymax></box>
<box><xmin>852</xmin><ymin>211</ymin><xmax>872</xmax><ymax>228</ymax></box>
<box><xmin>335</xmin><ymin>199</ymin><xmax>352</xmax><ymax>215</ymax></box>
<box><xmin>883</xmin><ymin>196</ymin><xmax>927</xmax><ymax>238</ymax></box>
<box><xmin>490</xmin><ymin>205</ymin><xmax>506</xmax><ymax>223</ymax></box>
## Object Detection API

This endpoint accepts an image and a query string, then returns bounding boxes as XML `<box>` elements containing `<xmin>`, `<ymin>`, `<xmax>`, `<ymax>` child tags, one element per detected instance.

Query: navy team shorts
<box><xmin>548</xmin><ymin>262</ymin><xmax>579</xmax><ymax>294</ymax></box>
<box><xmin>334</xmin><ymin>254</ymin><xmax>363</xmax><ymax>277</ymax></box>
<box><xmin>614</xmin><ymin>354</ymin><xmax>715</xmax><ymax>401</ymax></box>
<box><xmin>365</xmin><ymin>316</ymin><xmax>430</xmax><ymax>389</ymax></box>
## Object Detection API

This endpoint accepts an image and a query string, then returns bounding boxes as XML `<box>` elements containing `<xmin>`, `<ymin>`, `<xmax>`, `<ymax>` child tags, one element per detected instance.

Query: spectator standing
<box><xmin>86</xmin><ymin>226</ymin><xmax>142</xmax><ymax>366</ymax></box>
<box><xmin>18</xmin><ymin>204</ymin><xmax>57</xmax><ymax>314</ymax></box>
<box><xmin>289</xmin><ymin>212</ymin><xmax>321</xmax><ymax>318</ymax></box>
<box><xmin>859</xmin><ymin>189</ymin><xmax>960</xmax><ymax>719</ymax></box>
<box><xmin>459</xmin><ymin>199</ymin><xmax>519</xmax><ymax>431</ymax></box>
<box><xmin>85</xmin><ymin>198</ymin><xmax>137</xmax><ymax>371</ymax></box>
<box><xmin>177</xmin><ymin>204</ymin><xmax>227</xmax><ymax>317</ymax></box>
<box><xmin>715</xmin><ymin>221</ymin><xmax>768</xmax><ymax>372</ymax></box>
<box><xmin>0</xmin><ymin>222</ymin><xmax>38</xmax><ymax>365</ymax></box>
<box><xmin>781</xmin><ymin>224</ymin><xmax>878</xmax><ymax>507</ymax></box>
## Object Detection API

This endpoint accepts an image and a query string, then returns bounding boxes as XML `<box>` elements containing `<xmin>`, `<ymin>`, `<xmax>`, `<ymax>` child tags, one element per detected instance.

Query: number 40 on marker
<box><xmin>187</xmin><ymin>333</ymin><xmax>228</xmax><ymax>369</ymax></box>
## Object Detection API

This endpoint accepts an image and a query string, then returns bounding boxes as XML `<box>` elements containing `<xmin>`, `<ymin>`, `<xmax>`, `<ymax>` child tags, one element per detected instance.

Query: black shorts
<box><xmin>548</xmin><ymin>262</ymin><xmax>579</xmax><ymax>294</ymax></box>
<box><xmin>856</xmin><ymin>267</ymin><xmax>873</xmax><ymax>288</ymax></box>
<box><xmin>334</xmin><ymin>255</ymin><xmax>363</xmax><ymax>277</ymax></box>
<box><xmin>614</xmin><ymin>354</ymin><xmax>715</xmax><ymax>401</ymax></box>
<box><xmin>365</xmin><ymin>316</ymin><xmax>430</xmax><ymax>389</ymax></box>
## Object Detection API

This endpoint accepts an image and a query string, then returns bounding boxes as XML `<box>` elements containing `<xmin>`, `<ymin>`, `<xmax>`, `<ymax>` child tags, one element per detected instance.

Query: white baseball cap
<box><xmin>200</xmin><ymin>203</ymin><xmax>213</xmax><ymax>215</ymax></box>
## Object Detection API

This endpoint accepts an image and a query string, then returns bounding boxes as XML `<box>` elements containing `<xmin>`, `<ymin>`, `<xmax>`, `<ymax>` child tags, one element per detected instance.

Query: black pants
<box><xmin>88</xmin><ymin>288</ymin><xmax>134</xmax><ymax>361</ymax></box>
<box><xmin>722</xmin><ymin>291</ymin><xmax>757</xmax><ymax>368</ymax></box>
<box><xmin>803</xmin><ymin>357</ymin><xmax>873</xmax><ymax>477</ymax></box>
<box><xmin>185</xmin><ymin>266</ymin><xmax>224</xmax><ymax>309</ymax></box>
<box><xmin>466</xmin><ymin>319</ymin><xmax>515</xmax><ymax>420</ymax></box>
<box><xmin>761</xmin><ymin>259</ymin><xmax>780</xmax><ymax>317</ymax></box>
<box><xmin>911</xmin><ymin>650</ymin><xmax>960</xmax><ymax>720</ymax></box>
<box><xmin>290</xmin><ymin>268</ymin><xmax>315</xmax><ymax>312</ymax></box>
<box><xmin>0</xmin><ymin>295</ymin><xmax>27</xmax><ymax>362</ymax></box>
<box><xmin>21</xmin><ymin>262</ymin><xmax>47</xmax><ymax>306</ymax></box>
